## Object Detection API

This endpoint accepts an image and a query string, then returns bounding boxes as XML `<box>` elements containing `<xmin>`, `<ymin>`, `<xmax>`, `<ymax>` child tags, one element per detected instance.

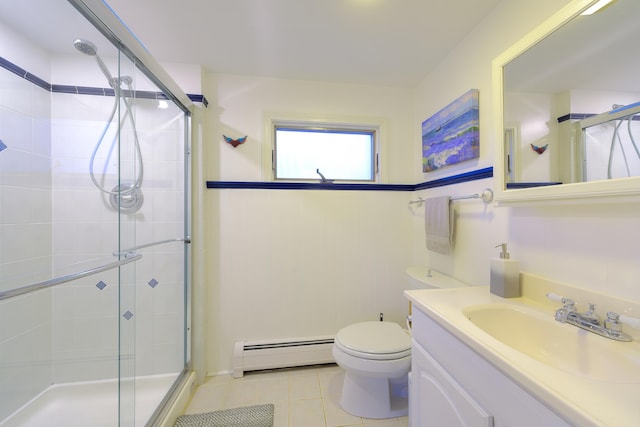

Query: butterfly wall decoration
<box><xmin>530</xmin><ymin>143</ymin><xmax>548</xmax><ymax>154</ymax></box>
<box><xmin>223</xmin><ymin>135</ymin><xmax>247</xmax><ymax>148</ymax></box>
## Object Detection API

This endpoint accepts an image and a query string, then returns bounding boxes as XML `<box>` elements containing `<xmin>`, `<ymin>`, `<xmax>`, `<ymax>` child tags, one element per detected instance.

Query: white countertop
<box><xmin>405</xmin><ymin>285</ymin><xmax>640</xmax><ymax>427</ymax></box>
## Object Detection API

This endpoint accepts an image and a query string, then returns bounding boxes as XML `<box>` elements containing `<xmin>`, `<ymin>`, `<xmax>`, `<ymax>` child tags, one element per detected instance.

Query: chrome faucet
<box><xmin>547</xmin><ymin>293</ymin><xmax>633</xmax><ymax>342</ymax></box>
<box><xmin>578</xmin><ymin>303</ymin><xmax>600</xmax><ymax>325</ymax></box>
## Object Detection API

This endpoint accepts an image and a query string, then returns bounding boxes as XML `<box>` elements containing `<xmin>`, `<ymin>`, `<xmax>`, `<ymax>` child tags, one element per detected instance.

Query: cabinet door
<box><xmin>411</xmin><ymin>340</ymin><xmax>493</xmax><ymax>427</ymax></box>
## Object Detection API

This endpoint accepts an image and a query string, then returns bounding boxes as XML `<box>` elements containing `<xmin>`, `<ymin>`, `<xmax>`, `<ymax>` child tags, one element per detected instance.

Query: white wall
<box><xmin>413</xmin><ymin>0</ymin><xmax>640</xmax><ymax>301</ymax></box>
<box><xmin>203</xmin><ymin>74</ymin><xmax>415</xmax><ymax>374</ymax></box>
<box><xmin>504</xmin><ymin>92</ymin><xmax>555</xmax><ymax>182</ymax></box>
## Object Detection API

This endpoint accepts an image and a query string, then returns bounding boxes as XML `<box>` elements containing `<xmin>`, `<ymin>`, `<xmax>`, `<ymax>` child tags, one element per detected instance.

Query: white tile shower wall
<box><xmin>49</xmin><ymin>84</ymin><xmax>186</xmax><ymax>382</ymax></box>
<box><xmin>0</xmin><ymin>21</ymin><xmax>51</xmax><ymax>81</ymax></box>
<box><xmin>0</xmin><ymin>63</ymin><xmax>54</xmax><ymax>417</ymax></box>
<box><xmin>134</xmin><ymin>251</ymin><xmax>185</xmax><ymax>376</ymax></box>
<box><xmin>0</xmin><ymin>291</ymin><xmax>53</xmax><ymax>419</ymax></box>
<box><xmin>51</xmin><ymin>273</ymin><xmax>119</xmax><ymax>383</ymax></box>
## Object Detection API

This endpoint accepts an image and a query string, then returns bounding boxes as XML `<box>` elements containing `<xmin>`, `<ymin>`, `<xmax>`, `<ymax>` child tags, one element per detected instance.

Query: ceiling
<box><xmin>100</xmin><ymin>0</ymin><xmax>502</xmax><ymax>88</ymax></box>
<box><xmin>2</xmin><ymin>1</ymin><xmax>636</xmax><ymax>94</ymax></box>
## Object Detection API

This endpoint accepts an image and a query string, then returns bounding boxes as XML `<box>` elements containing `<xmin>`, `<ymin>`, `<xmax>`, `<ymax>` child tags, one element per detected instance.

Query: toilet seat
<box><xmin>335</xmin><ymin>321</ymin><xmax>411</xmax><ymax>360</ymax></box>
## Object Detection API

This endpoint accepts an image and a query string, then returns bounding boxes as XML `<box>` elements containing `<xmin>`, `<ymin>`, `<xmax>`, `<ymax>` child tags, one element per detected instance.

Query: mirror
<box><xmin>493</xmin><ymin>0</ymin><xmax>640</xmax><ymax>204</ymax></box>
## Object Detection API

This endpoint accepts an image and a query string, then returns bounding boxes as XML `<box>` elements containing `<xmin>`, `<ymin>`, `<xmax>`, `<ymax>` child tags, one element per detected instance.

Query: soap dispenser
<box><xmin>490</xmin><ymin>243</ymin><xmax>520</xmax><ymax>298</ymax></box>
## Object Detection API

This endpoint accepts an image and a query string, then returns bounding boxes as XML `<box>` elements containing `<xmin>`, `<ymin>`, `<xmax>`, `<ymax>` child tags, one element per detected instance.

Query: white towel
<box><xmin>425</xmin><ymin>196</ymin><xmax>453</xmax><ymax>254</ymax></box>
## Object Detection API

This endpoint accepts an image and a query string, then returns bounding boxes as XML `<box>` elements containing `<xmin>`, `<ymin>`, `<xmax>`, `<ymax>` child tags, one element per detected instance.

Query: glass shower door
<box><xmin>112</xmin><ymin>50</ymin><xmax>190</xmax><ymax>426</ymax></box>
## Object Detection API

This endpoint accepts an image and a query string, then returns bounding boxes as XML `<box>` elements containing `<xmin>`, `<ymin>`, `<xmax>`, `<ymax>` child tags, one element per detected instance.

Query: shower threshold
<box><xmin>0</xmin><ymin>374</ymin><xmax>178</xmax><ymax>427</ymax></box>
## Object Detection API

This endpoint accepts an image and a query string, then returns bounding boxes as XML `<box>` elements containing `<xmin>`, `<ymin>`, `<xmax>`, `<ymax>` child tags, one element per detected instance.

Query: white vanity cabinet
<box><xmin>410</xmin><ymin>338</ymin><xmax>492</xmax><ymax>426</ymax></box>
<box><xmin>410</xmin><ymin>306</ymin><xmax>570</xmax><ymax>427</ymax></box>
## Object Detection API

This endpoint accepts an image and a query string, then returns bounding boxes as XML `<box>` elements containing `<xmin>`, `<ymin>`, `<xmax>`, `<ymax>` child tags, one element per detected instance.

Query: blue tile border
<box><xmin>77</xmin><ymin>86</ymin><xmax>108</xmax><ymax>96</ymax></box>
<box><xmin>557</xmin><ymin>112</ymin><xmax>640</xmax><ymax>123</ymax></box>
<box><xmin>414</xmin><ymin>166</ymin><xmax>493</xmax><ymax>190</ymax></box>
<box><xmin>506</xmin><ymin>181</ymin><xmax>562</xmax><ymax>189</ymax></box>
<box><xmin>0</xmin><ymin>57</ymin><xmax>29</xmax><ymax>79</ymax></box>
<box><xmin>0</xmin><ymin>55</ymin><xmax>207</xmax><ymax>106</ymax></box>
<box><xmin>206</xmin><ymin>181</ymin><xmax>416</xmax><ymax>191</ymax></box>
<box><xmin>557</xmin><ymin>113</ymin><xmax>594</xmax><ymax>123</ymax></box>
<box><xmin>188</xmin><ymin>94</ymin><xmax>208</xmax><ymax>107</ymax></box>
<box><xmin>207</xmin><ymin>167</ymin><xmax>493</xmax><ymax>192</ymax></box>
<box><xmin>25</xmin><ymin>72</ymin><xmax>51</xmax><ymax>91</ymax></box>
<box><xmin>51</xmin><ymin>84</ymin><xmax>78</xmax><ymax>94</ymax></box>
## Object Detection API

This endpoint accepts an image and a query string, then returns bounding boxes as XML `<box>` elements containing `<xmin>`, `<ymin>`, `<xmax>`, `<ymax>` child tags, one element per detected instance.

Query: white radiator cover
<box><xmin>232</xmin><ymin>336</ymin><xmax>335</xmax><ymax>378</ymax></box>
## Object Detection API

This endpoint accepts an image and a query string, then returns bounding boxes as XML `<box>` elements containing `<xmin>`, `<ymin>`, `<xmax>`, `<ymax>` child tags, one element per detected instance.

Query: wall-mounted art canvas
<box><xmin>422</xmin><ymin>89</ymin><xmax>479</xmax><ymax>172</ymax></box>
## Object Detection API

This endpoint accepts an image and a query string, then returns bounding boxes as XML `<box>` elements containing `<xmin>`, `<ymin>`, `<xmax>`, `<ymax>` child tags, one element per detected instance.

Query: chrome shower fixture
<box><xmin>73</xmin><ymin>38</ymin><xmax>132</xmax><ymax>88</ymax></box>
<box><xmin>75</xmin><ymin>38</ymin><xmax>144</xmax><ymax>214</ymax></box>
<box><xmin>110</xmin><ymin>183</ymin><xmax>144</xmax><ymax>214</ymax></box>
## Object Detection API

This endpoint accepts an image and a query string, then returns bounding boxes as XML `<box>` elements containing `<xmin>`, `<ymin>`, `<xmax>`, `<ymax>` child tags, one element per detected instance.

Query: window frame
<box><xmin>264</xmin><ymin>112</ymin><xmax>387</xmax><ymax>183</ymax></box>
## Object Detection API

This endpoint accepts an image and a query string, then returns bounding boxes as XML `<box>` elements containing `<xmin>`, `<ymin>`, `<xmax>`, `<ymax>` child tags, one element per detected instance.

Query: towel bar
<box><xmin>409</xmin><ymin>188</ymin><xmax>493</xmax><ymax>206</ymax></box>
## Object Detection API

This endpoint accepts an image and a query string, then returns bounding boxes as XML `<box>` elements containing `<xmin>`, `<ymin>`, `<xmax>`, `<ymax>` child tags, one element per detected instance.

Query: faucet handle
<box><xmin>546</xmin><ymin>293</ymin><xmax>575</xmax><ymax>308</ymax></box>
<box><xmin>617</xmin><ymin>313</ymin><xmax>640</xmax><ymax>329</ymax></box>
<box><xmin>605</xmin><ymin>312</ymin><xmax>623</xmax><ymax>332</ymax></box>
<box><xmin>546</xmin><ymin>292</ymin><xmax>564</xmax><ymax>302</ymax></box>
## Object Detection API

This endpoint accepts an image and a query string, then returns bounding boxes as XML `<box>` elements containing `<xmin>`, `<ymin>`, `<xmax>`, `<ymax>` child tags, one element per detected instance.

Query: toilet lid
<box><xmin>335</xmin><ymin>321</ymin><xmax>411</xmax><ymax>359</ymax></box>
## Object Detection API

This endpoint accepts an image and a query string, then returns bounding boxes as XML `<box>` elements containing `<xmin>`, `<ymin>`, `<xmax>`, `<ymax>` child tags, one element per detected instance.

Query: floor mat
<box><xmin>174</xmin><ymin>404</ymin><xmax>274</xmax><ymax>427</ymax></box>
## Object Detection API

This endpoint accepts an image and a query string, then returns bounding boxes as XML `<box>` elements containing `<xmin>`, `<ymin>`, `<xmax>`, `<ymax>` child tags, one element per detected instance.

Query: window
<box><xmin>270</xmin><ymin>121</ymin><xmax>380</xmax><ymax>182</ymax></box>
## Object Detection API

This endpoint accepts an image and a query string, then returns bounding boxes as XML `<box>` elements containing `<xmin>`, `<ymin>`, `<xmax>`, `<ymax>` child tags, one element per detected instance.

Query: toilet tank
<box><xmin>405</xmin><ymin>266</ymin><xmax>471</xmax><ymax>290</ymax></box>
<box><xmin>405</xmin><ymin>267</ymin><xmax>471</xmax><ymax>330</ymax></box>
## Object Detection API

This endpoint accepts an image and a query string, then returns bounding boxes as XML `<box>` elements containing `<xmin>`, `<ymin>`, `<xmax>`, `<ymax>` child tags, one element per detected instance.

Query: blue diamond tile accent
<box><xmin>123</xmin><ymin>311</ymin><xmax>134</xmax><ymax>320</ymax></box>
<box><xmin>148</xmin><ymin>278</ymin><xmax>159</xmax><ymax>288</ymax></box>
<box><xmin>96</xmin><ymin>280</ymin><xmax>107</xmax><ymax>290</ymax></box>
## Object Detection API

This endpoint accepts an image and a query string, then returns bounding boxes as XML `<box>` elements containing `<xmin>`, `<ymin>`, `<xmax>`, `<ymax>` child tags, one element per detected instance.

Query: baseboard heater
<box><xmin>232</xmin><ymin>336</ymin><xmax>335</xmax><ymax>378</ymax></box>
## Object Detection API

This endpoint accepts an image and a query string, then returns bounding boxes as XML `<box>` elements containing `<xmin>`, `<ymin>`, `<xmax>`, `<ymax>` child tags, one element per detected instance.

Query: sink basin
<box><xmin>463</xmin><ymin>304</ymin><xmax>640</xmax><ymax>383</ymax></box>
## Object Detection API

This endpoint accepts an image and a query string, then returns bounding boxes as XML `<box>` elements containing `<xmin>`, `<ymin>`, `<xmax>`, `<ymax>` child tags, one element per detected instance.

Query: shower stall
<box><xmin>0</xmin><ymin>0</ymin><xmax>192</xmax><ymax>426</ymax></box>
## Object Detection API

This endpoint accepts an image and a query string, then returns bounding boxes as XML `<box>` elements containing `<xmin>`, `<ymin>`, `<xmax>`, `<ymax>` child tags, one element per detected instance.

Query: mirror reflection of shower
<box><xmin>74</xmin><ymin>38</ymin><xmax>144</xmax><ymax>213</ymax></box>
<box><xmin>578</xmin><ymin>102</ymin><xmax>640</xmax><ymax>182</ymax></box>
<box><xmin>608</xmin><ymin>104</ymin><xmax>640</xmax><ymax>179</ymax></box>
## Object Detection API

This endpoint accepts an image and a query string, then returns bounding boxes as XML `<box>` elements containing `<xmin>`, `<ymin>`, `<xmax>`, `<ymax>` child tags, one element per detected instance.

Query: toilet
<box><xmin>332</xmin><ymin>321</ymin><xmax>411</xmax><ymax>418</ymax></box>
<box><xmin>333</xmin><ymin>267</ymin><xmax>471</xmax><ymax>419</ymax></box>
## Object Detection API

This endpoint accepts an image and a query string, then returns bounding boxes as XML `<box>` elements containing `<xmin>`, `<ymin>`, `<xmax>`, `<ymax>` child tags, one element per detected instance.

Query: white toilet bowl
<box><xmin>332</xmin><ymin>321</ymin><xmax>411</xmax><ymax>419</ymax></box>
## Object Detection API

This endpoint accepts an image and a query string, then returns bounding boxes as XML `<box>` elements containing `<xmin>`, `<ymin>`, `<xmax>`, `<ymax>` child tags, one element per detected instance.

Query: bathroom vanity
<box><xmin>405</xmin><ymin>274</ymin><xmax>640</xmax><ymax>427</ymax></box>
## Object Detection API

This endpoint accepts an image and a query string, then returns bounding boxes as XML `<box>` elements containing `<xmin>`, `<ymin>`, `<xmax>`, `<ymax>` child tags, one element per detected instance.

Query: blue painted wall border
<box><xmin>207</xmin><ymin>167</ymin><xmax>493</xmax><ymax>191</ymax></box>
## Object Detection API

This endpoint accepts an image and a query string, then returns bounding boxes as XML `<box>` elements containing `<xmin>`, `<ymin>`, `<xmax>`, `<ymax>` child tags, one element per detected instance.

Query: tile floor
<box><xmin>182</xmin><ymin>364</ymin><xmax>409</xmax><ymax>427</ymax></box>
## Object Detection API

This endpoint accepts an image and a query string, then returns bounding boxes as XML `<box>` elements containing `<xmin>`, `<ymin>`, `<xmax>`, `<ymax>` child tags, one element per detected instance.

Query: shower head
<box><xmin>74</xmin><ymin>39</ymin><xmax>98</xmax><ymax>56</ymax></box>
<box><xmin>73</xmin><ymin>38</ymin><xmax>118</xmax><ymax>87</ymax></box>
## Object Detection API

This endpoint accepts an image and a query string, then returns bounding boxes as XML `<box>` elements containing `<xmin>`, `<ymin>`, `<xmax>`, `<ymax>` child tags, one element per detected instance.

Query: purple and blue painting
<box><xmin>422</xmin><ymin>89</ymin><xmax>479</xmax><ymax>172</ymax></box>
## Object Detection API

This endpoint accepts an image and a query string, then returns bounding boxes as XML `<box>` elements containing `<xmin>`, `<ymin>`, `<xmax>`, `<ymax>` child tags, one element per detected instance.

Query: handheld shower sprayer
<box><xmin>73</xmin><ymin>39</ymin><xmax>131</xmax><ymax>89</ymax></box>
<box><xmin>74</xmin><ymin>38</ymin><xmax>144</xmax><ymax>213</ymax></box>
